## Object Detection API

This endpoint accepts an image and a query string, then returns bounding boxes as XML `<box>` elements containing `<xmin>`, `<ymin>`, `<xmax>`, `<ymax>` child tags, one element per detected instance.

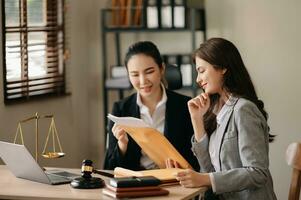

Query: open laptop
<box><xmin>0</xmin><ymin>141</ymin><xmax>80</xmax><ymax>185</ymax></box>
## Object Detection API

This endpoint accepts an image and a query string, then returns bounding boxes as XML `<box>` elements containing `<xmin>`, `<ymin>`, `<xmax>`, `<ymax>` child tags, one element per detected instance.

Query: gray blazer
<box><xmin>191</xmin><ymin>97</ymin><xmax>277</xmax><ymax>200</ymax></box>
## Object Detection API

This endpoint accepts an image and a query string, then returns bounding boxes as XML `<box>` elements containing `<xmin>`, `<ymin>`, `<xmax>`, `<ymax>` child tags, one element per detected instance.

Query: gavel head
<box><xmin>81</xmin><ymin>159</ymin><xmax>93</xmax><ymax>179</ymax></box>
<box><xmin>70</xmin><ymin>159</ymin><xmax>104</xmax><ymax>189</ymax></box>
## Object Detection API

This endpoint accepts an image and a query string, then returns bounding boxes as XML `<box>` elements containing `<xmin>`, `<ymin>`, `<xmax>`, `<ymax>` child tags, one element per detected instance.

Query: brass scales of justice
<box><xmin>13</xmin><ymin>112</ymin><xmax>65</xmax><ymax>164</ymax></box>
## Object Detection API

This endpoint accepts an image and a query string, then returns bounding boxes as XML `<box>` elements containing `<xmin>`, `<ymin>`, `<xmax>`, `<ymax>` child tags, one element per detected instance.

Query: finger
<box><xmin>112</xmin><ymin>124</ymin><xmax>123</xmax><ymax>136</ymax></box>
<box><xmin>199</xmin><ymin>94</ymin><xmax>209</xmax><ymax>107</ymax></box>
<box><xmin>168</xmin><ymin>159</ymin><xmax>177</xmax><ymax>168</ymax></box>
<box><xmin>165</xmin><ymin>158</ymin><xmax>172</xmax><ymax>168</ymax></box>
<box><xmin>112</xmin><ymin>124</ymin><xmax>117</xmax><ymax>133</ymax></box>
<box><xmin>201</xmin><ymin>93</ymin><xmax>208</xmax><ymax>100</ymax></box>
<box><xmin>114</xmin><ymin>128</ymin><xmax>124</xmax><ymax>137</ymax></box>
<box><xmin>176</xmin><ymin>175</ymin><xmax>186</xmax><ymax>181</ymax></box>
<box><xmin>189</xmin><ymin>98</ymin><xmax>202</xmax><ymax>108</ymax></box>
<box><xmin>174</xmin><ymin>161</ymin><xmax>181</xmax><ymax>168</ymax></box>
<box><xmin>114</xmin><ymin>125</ymin><xmax>123</xmax><ymax>132</ymax></box>
<box><xmin>180</xmin><ymin>181</ymin><xmax>194</xmax><ymax>188</ymax></box>
<box><xmin>116</xmin><ymin>131</ymin><xmax>127</xmax><ymax>140</ymax></box>
<box><xmin>188</xmin><ymin>99</ymin><xmax>199</xmax><ymax>108</ymax></box>
<box><xmin>115</xmin><ymin>125</ymin><xmax>125</xmax><ymax>134</ymax></box>
<box><xmin>179</xmin><ymin>179</ymin><xmax>191</xmax><ymax>187</ymax></box>
<box><xmin>176</xmin><ymin>171</ymin><xmax>187</xmax><ymax>177</ymax></box>
<box><xmin>195</xmin><ymin>96</ymin><xmax>205</xmax><ymax>107</ymax></box>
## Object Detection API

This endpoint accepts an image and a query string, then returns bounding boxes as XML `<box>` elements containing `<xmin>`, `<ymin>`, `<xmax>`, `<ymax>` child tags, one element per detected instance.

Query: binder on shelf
<box><xmin>111</xmin><ymin>0</ymin><xmax>121</xmax><ymax>26</ymax></box>
<box><xmin>110</xmin><ymin>65</ymin><xmax>128</xmax><ymax>78</ymax></box>
<box><xmin>109</xmin><ymin>0</ymin><xmax>132</xmax><ymax>27</ymax></box>
<box><xmin>105</xmin><ymin>78</ymin><xmax>132</xmax><ymax>90</ymax></box>
<box><xmin>181</xmin><ymin>54</ymin><xmax>191</xmax><ymax>64</ymax></box>
<box><xmin>186</xmin><ymin>8</ymin><xmax>206</xmax><ymax>30</ymax></box>
<box><xmin>133</xmin><ymin>0</ymin><xmax>143</xmax><ymax>26</ymax></box>
<box><xmin>126</xmin><ymin>0</ymin><xmax>133</xmax><ymax>26</ymax></box>
<box><xmin>162</xmin><ymin>54</ymin><xmax>178</xmax><ymax>65</ymax></box>
<box><xmin>187</xmin><ymin>0</ymin><xmax>205</xmax><ymax>9</ymax></box>
<box><xmin>180</xmin><ymin>54</ymin><xmax>192</xmax><ymax>86</ymax></box>
<box><xmin>146</xmin><ymin>0</ymin><xmax>159</xmax><ymax>28</ymax></box>
<box><xmin>161</xmin><ymin>0</ymin><xmax>172</xmax><ymax>28</ymax></box>
<box><xmin>173</xmin><ymin>0</ymin><xmax>186</xmax><ymax>28</ymax></box>
<box><xmin>119</xmin><ymin>0</ymin><xmax>132</xmax><ymax>26</ymax></box>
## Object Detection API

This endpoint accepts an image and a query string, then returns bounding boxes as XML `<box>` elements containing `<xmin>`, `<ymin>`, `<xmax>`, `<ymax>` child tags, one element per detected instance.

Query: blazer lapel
<box><xmin>131</xmin><ymin>93</ymin><xmax>140</xmax><ymax>118</ymax></box>
<box><xmin>163</xmin><ymin>90</ymin><xmax>172</xmax><ymax>138</ymax></box>
<box><xmin>216</xmin><ymin>97</ymin><xmax>239</xmax><ymax>171</ymax></box>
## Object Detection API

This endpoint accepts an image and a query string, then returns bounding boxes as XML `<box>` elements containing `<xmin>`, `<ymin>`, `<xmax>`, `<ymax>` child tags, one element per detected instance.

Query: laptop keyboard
<box><xmin>47</xmin><ymin>174</ymin><xmax>71</xmax><ymax>184</ymax></box>
<box><xmin>48</xmin><ymin>171</ymin><xmax>80</xmax><ymax>179</ymax></box>
<box><xmin>46</xmin><ymin>170</ymin><xmax>80</xmax><ymax>178</ymax></box>
<box><xmin>45</xmin><ymin>170</ymin><xmax>80</xmax><ymax>184</ymax></box>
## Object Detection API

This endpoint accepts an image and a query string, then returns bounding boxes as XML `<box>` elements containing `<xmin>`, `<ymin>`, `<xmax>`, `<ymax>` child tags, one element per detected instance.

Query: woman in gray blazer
<box><xmin>173</xmin><ymin>38</ymin><xmax>277</xmax><ymax>200</ymax></box>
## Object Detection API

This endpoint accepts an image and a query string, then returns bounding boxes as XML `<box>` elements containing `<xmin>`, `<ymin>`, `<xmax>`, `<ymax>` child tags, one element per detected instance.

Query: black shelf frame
<box><xmin>100</xmin><ymin>8</ymin><xmax>206</xmax><ymax>147</ymax></box>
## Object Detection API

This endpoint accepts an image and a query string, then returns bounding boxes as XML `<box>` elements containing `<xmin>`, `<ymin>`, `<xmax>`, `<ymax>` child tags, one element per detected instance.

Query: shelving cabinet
<box><xmin>100</xmin><ymin>6</ymin><xmax>206</xmax><ymax>142</ymax></box>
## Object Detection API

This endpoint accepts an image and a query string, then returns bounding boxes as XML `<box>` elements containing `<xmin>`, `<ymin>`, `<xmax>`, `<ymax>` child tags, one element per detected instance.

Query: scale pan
<box><xmin>42</xmin><ymin>152</ymin><xmax>65</xmax><ymax>158</ymax></box>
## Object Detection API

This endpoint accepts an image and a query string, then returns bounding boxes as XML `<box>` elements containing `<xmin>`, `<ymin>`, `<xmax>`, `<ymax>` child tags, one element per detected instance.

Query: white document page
<box><xmin>107</xmin><ymin>114</ymin><xmax>150</xmax><ymax>128</ymax></box>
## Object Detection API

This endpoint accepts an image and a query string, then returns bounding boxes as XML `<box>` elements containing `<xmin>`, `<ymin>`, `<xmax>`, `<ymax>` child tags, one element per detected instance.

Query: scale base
<box><xmin>70</xmin><ymin>177</ymin><xmax>105</xmax><ymax>189</ymax></box>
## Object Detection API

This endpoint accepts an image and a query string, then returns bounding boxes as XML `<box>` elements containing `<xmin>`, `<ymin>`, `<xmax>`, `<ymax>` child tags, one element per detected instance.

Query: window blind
<box><xmin>2</xmin><ymin>0</ymin><xmax>66</xmax><ymax>103</ymax></box>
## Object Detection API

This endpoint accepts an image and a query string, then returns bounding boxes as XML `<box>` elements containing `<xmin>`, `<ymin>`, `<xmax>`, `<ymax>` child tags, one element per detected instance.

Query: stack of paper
<box><xmin>114</xmin><ymin>167</ymin><xmax>185</xmax><ymax>184</ymax></box>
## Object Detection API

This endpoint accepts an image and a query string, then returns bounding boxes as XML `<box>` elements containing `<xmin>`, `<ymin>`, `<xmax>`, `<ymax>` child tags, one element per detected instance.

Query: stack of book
<box><xmin>111</xmin><ymin>0</ymin><xmax>144</xmax><ymax>27</ymax></box>
<box><xmin>103</xmin><ymin>176</ymin><xmax>169</xmax><ymax>198</ymax></box>
<box><xmin>106</xmin><ymin>0</ymin><xmax>189</xmax><ymax>29</ymax></box>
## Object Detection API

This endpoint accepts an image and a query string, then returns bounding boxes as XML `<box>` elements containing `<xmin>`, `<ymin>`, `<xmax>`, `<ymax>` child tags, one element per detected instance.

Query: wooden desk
<box><xmin>0</xmin><ymin>165</ymin><xmax>206</xmax><ymax>200</ymax></box>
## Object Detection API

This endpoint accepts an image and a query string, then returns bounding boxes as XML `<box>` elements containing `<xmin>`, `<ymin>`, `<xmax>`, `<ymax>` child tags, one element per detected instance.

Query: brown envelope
<box><xmin>121</xmin><ymin>125</ymin><xmax>192</xmax><ymax>169</ymax></box>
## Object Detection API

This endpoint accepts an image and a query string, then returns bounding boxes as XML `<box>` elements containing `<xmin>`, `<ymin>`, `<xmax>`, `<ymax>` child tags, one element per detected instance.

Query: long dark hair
<box><xmin>124</xmin><ymin>41</ymin><xmax>167</xmax><ymax>86</ymax></box>
<box><xmin>124</xmin><ymin>41</ymin><xmax>163</xmax><ymax>69</ymax></box>
<box><xmin>193</xmin><ymin>38</ymin><xmax>275</xmax><ymax>142</ymax></box>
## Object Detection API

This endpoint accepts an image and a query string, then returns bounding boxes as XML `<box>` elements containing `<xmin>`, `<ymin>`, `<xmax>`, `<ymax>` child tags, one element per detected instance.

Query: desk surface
<box><xmin>0</xmin><ymin>165</ymin><xmax>206</xmax><ymax>200</ymax></box>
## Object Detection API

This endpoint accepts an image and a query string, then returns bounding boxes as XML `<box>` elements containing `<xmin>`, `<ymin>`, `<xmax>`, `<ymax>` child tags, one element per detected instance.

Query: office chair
<box><xmin>286</xmin><ymin>142</ymin><xmax>301</xmax><ymax>200</ymax></box>
<box><xmin>165</xmin><ymin>64</ymin><xmax>182</xmax><ymax>90</ymax></box>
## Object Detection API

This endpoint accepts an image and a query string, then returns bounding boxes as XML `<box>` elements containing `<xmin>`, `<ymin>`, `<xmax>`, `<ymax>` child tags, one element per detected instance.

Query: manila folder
<box><xmin>107</xmin><ymin>114</ymin><xmax>192</xmax><ymax>169</ymax></box>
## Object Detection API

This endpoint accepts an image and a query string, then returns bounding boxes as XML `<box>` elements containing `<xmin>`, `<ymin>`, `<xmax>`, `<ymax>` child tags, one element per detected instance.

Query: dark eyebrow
<box><xmin>144</xmin><ymin>67</ymin><xmax>155</xmax><ymax>71</ymax></box>
<box><xmin>129</xmin><ymin>66</ymin><xmax>156</xmax><ymax>74</ymax></box>
<box><xmin>129</xmin><ymin>71</ymin><xmax>138</xmax><ymax>74</ymax></box>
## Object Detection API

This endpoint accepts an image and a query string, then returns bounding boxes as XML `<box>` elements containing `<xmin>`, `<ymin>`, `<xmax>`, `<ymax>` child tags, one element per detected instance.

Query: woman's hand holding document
<box><xmin>107</xmin><ymin>114</ymin><xmax>192</xmax><ymax>169</ymax></box>
<box><xmin>108</xmin><ymin>114</ymin><xmax>150</xmax><ymax>127</ymax></box>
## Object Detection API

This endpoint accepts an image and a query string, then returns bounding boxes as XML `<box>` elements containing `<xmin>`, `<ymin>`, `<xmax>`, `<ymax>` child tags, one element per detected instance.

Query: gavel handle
<box><xmin>93</xmin><ymin>169</ymin><xmax>115</xmax><ymax>178</ymax></box>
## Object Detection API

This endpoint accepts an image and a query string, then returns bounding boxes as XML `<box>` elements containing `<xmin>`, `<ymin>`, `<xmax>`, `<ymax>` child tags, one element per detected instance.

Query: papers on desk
<box><xmin>114</xmin><ymin>167</ymin><xmax>185</xmax><ymax>184</ymax></box>
<box><xmin>107</xmin><ymin>114</ymin><xmax>192</xmax><ymax>169</ymax></box>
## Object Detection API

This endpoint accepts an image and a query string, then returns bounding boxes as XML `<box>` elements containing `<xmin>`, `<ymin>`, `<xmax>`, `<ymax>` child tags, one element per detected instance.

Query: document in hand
<box><xmin>107</xmin><ymin>114</ymin><xmax>192</xmax><ymax>169</ymax></box>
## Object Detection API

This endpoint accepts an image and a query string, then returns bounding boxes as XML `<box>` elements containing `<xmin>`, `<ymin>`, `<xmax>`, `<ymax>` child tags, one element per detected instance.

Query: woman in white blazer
<box><xmin>172</xmin><ymin>38</ymin><xmax>277</xmax><ymax>200</ymax></box>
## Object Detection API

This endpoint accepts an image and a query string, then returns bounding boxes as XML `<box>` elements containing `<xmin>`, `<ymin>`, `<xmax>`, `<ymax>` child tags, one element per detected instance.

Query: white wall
<box><xmin>206</xmin><ymin>0</ymin><xmax>301</xmax><ymax>199</ymax></box>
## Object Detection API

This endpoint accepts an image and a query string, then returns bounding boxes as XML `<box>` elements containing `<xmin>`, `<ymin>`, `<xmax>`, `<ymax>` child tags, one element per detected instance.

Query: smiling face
<box><xmin>195</xmin><ymin>56</ymin><xmax>226</xmax><ymax>95</ymax></box>
<box><xmin>127</xmin><ymin>54</ymin><xmax>164</xmax><ymax>100</ymax></box>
